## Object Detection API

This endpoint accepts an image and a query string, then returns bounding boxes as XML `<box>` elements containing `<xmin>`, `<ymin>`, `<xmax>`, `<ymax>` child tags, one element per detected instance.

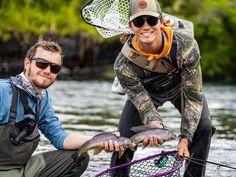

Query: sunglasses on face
<box><xmin>31</xmin><ymin>57</ymin><xmax>62</xmax><ymax>74</ymax></box>
<box><xmin>132</xmin><ymin>16</ymin><xmax>160</xmax><ymax>28</ymax></box>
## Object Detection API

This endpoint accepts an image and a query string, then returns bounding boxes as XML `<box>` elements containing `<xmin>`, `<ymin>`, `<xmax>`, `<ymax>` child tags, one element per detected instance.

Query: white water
<box><xmin>37</xmin><ymin>80</ymin><xmax>236</xmax><ymax>177</ymax></box>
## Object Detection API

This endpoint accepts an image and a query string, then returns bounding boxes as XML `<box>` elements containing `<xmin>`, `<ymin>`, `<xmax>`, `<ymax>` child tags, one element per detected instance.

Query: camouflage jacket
<box><xmin>114</xmin><ymin>31</ymin><xmax>203</xmax><ymax>142</ymax></box>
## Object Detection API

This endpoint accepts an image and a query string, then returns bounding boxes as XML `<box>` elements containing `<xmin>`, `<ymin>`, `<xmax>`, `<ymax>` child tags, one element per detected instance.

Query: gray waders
<box><xmin>0</xmin><ymin>80</ymin><xmax>89</xmax><ymax>177</ymax></box>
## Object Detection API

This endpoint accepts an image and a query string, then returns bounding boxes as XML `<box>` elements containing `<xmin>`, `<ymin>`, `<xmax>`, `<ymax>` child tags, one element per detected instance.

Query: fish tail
<box><xmin>73</xmin><ymin>152</ymin><xmax>86</xmax><ymax>164</ymax></box>
<box><xmin>93</xmin><ymin>147</ymin><xmax>103</xmax><ymax>155</ymax></box>
<box><xmin>118</xmin><ymin>149</ymin><xmax>125</xmax><ymax>158</ymax></box>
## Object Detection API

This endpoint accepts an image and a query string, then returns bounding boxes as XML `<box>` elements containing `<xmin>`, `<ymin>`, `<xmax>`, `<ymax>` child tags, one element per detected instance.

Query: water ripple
<box><xmin>35</xmin><ymin>81</ymin><xmax>236</xmax><ymax>176</ymax></box>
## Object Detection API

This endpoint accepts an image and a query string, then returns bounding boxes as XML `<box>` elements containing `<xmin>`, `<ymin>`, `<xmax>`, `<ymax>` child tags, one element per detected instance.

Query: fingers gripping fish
<box><xmin>77</xmin><ymin>133</ymin><xmax>137</xmax><ymax>158</ymax></box>
<box><xmin>130</xmin><ymin>125</ymin><xmax>177</xmax><ymax>148</ymax></box>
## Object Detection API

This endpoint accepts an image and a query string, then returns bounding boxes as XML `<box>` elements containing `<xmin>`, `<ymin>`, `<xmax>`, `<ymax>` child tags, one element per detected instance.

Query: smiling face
<box><xmin>129</xmin><ymin>16</ymin><xmax>163</xmax><ymax>53</ymax></box>
<box><xmin>24</xmin><ymin>47</ymin><xmax>62</xmax><ymax>91</ymax></box>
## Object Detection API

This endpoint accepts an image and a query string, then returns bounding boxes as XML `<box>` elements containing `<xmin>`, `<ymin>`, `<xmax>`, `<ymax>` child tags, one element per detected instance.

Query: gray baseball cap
<box><xmin>129</xmin><ymin>0</ymin><xmax>162</xmax><ymax>21</ymax></box>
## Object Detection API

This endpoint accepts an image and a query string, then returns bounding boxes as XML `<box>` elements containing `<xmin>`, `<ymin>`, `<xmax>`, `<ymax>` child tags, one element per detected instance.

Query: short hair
<box><xmin>25</xmin><ymin>40</ymin><xmax>63</xmax><ymax>61</ymax></box>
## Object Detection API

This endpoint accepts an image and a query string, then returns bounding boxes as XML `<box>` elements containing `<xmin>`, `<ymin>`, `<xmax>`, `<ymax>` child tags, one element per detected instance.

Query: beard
<box><xmin>33</xmin><ymin>77</ymin><xmax>54</xmax><ymax>89</ymax></box>
<box><xmin>27</xmin><ymin>67</ymin><xmax>55</xmax><ymax>90</ymax></box>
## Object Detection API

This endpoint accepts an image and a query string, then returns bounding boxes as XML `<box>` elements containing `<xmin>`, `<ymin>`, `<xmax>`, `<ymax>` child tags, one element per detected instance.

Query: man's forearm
<box><xmin>63</xmin><ymin>134</ymin><xmax>92</xmax><ymax>149</ymax></box>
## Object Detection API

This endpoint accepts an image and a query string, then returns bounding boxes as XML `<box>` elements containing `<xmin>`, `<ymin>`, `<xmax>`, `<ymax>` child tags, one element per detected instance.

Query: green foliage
<box><xmin>193</xmin><ymin>0</ymin><xmax>236</xmax><ymax>79</ymax></box>
<box><xmin>0</xmin><ymin>0</ymin><xmax>236</xmax><ymax>80</ymax></box>
<box><xmin>0</xmin><ymin>0</ymin><xmax>97</xmax><ymax>41</ymax></box>
<box><xmin>159</xmin><ymin>0</ymin><xmax>236</xmax><ymax>80</ymax></box>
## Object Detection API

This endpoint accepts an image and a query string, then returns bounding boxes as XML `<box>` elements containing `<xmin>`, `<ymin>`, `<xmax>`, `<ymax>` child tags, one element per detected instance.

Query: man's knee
<box><xmin>68</xmin><ymin>153</ymin><xmax>89</xmax><ymax>177</ymax></box>
<box><xmin>39</xmin><ymin>150</ymin><xmax>90</xmax><ymax>177</ymax></box>
<box><xmin>199</xmin><ymin>120</ymin><xmax>214</xmax><ymax>139</ymax></box>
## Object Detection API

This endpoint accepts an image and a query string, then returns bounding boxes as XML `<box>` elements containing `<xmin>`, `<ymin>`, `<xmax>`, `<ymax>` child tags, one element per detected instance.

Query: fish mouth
<box><xmin>130</xmin><ymin>142</ymin><xmax>138</xmax><ymax>151</ymax></box>
<box><xmin>171</xmin><ymin>133</ymin><xmax>178</xmax><ymax>140</ymax></box>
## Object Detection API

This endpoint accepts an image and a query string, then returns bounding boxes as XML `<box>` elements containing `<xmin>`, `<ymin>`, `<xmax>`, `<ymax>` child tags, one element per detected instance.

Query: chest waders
<box><xmin>123</xmin><ymin>36</ymin><xmax>181</xmax><ymax>92</ymax></box>
<box><xmin>0</xmin><ymin>80</ymin><xmax>41</xmax><ymax>167</ymax></box>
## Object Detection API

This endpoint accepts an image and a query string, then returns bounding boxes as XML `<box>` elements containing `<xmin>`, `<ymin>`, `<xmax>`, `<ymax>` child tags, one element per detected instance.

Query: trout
<box><xmin>130</xmin><ymin>125</ymin><xmax>176</xmax><ymax>148</ymax></box>
<box><xmin>77</xmin><ymin>133</ymin><xmax>137</xmax><ymax>158</ymax></box>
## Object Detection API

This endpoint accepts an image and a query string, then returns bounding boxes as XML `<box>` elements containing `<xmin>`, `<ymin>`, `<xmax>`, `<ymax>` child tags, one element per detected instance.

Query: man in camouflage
<box><xmin>110</xmin><ymin>0</ymin><xmax>214</xmax><ymax>176</ymax></box>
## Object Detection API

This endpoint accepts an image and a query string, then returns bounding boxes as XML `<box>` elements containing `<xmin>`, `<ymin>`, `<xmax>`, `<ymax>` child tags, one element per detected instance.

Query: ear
<box><xmin>158</xmin><ymin>18</ymin><xmax>164</xmax><ymax>28</ymax></box>
<box><xmin>24</xmin><ymin>58</ymin><xmax>31</xmax><ymax>70</ymax></box>
<box><xmin>128</xmin><ymin>22</ymin><xmax>134</xmax><ymax>32</ymax></box>
<box><xmin>160</xmin><ymin>17</ymin><xmax>164</xmax><ymax>24</ymax></box>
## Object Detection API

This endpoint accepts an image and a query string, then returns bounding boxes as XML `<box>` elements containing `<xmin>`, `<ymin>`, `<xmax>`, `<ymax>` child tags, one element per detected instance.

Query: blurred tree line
<box><xmin>0</xmin><ymin>0</ymin><xmax>236</xmax><ymax>81</ymax></box>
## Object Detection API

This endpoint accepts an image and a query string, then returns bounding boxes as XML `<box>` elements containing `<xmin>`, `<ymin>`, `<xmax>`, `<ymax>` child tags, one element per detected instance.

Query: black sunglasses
<box><xmin>132</xmin><ymin>16</ymin><xmax>160</xmax><ymax>28</ymax></box>
<box><xmin>31</xmin><ymin>57</ymin><xmax>62</xmax><ymax>74</ymax></box>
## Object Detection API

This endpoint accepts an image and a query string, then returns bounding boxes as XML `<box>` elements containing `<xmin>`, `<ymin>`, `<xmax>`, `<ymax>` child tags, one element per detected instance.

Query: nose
<box><xmin>43</xmin><ymin>65</ymin><xmax>51</xmax><ymax>73</ymax></box>
<box><xmin>142</xmin><ymin>20</ymin><xmax>150</xmax><ymax>28</ymax></box>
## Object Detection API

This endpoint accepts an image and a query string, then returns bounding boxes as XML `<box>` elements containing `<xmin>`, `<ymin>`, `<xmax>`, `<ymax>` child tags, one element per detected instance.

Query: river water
<box><xmin>37</xmin><ymin>80</ymin><xmax>236</xmax><ymax>177</ymax></box>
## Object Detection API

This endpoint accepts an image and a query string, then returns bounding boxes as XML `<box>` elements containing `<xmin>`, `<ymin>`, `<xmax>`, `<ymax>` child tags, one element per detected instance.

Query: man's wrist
<box><xmin>147</xmin><ymin>120</ymin><xmax>164</xmax><ymax>129</ymax></box>
<box><xmin>179</xmin><ymin>135</ymin><xmax>191</xmax><ymax>143</ymax></box>
<box><xmin>144</xmin><ymin>113</ymin><xmax>162</xmax><ymax>124</ymax></box>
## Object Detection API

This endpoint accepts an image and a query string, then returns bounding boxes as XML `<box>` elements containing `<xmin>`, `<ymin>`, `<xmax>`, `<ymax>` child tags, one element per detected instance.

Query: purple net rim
<box><xmin>95</xmin><ymin>150</ymin><xmax>184</xmax><ymax>177</ymax></box>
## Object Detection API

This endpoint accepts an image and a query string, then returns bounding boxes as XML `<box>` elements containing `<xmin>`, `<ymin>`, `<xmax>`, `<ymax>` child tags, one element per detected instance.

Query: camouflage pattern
<box><xmin>114</xmin><ymin>30</ymin><xmax>203</xmax><ymax>142</ymax></box>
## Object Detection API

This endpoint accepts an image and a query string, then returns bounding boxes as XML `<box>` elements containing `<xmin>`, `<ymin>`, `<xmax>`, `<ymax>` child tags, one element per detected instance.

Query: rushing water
<box><xmin>37</xmin><ymin>80</ymin><xmax>236</xmax><ymax>177</ymax></box>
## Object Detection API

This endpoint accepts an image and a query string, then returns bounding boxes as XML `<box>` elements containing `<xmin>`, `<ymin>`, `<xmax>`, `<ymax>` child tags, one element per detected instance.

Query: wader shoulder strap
<box><xmin>169</xmin><ymin>35</ymin><xmax>178</xmax><ymax>69</ymax></box>
<box><xmin>8</xmin><ymin>79</ymin><xmax>41</xmax><ymax>124</ymax></box>
<box><xmin>127</xmin><ymin>36</ymin><xmax>180</xmax><ymax>87</ymax></box>
<box><xmin>19</xmin><ymin>89</ymin><xmax>40</xmax><ymax>122</ymax></box>
<box><xmin>9</xmin><ymin>80</ymin><xmax>18</xmax><ymax>124</ymax></box>
<box><xmin>121</xmin><ymin>36</ymin><xmax>178</xmax><ymax>73</ymax></box>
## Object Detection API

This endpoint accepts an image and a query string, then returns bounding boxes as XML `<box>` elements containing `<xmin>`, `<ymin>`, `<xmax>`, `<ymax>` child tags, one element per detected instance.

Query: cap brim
<box><xmin>130</xmin><ymin>11</ymin><xmax>161</xmax><ymax>21</ymax></box>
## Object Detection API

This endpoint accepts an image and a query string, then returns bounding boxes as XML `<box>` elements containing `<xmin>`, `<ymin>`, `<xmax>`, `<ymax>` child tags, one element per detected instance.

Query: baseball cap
<box><xmin>129</xmin><ymin>0</ymin><xmax>162</xmax><ymax>21</ymax></box>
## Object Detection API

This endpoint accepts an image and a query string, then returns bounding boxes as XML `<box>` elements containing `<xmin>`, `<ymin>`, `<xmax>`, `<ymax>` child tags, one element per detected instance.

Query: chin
<box><xmin>141</xmin><ymin>39</ymin><xmax>154</xmax><ymax>45</ymax></box>
<box><xmin>42</xmin><ymin>81</ymin><xmax>54</xmax><ymax>89</ymax></box>
<box><xmin>140</xmin><ymin>36</ymin><xmax>155</xmax><ymax>43</ymax></box>
<box><xmin>35</xmin><ymin>80</ymin><xmax>53</xmax><ymax>89</ymax></box>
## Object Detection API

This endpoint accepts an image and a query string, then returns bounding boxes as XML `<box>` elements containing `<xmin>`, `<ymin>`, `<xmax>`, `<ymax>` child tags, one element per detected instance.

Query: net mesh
<box><xmin>81</xmin><ymin>0</ymin><xmax>132</xmax><ymax>38</ymax></box>
<box><xmin>81</xmin><ymin>0</ymin><xmax>194</xmax><ymax>38</ymax></box>
<box><xmin>96</xmin><ymin>151</ymin><xmax>183</xmax><ymax>177</ymax></box>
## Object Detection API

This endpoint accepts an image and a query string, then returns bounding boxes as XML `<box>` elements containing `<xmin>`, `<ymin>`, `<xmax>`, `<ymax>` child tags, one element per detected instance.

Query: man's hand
<box><xmin>143</xmin><ymin>121</ymin><xmax>164</xmax><ymax>147</ymax></box>
<box><xmin>103</xmin><ymin>132</ymin><xmax>125</xmax><ymax>154</ymax></box>
<box><xmin>143</xmin><ymin>135</ymin><xmax>164</xmax><ymax>147</ymax></box>
<box><xmin>178</xmin><ymin>138</ymin><xmax>190</xmax><ymax>158</ymax></box>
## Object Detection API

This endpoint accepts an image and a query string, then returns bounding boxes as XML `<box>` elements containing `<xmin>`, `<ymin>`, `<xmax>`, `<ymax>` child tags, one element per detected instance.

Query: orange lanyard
<box><xmin>132</xmin><ymin>26</ymin><xmax>173</xmax><ymax>61</ymax></box>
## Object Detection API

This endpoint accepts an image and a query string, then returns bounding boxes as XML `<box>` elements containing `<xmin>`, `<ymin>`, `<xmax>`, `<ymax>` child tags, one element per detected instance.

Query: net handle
<box><xmin>80</xmin><ymin>0</ymin><xmax>110</xmax><ymax>30</ymax></box>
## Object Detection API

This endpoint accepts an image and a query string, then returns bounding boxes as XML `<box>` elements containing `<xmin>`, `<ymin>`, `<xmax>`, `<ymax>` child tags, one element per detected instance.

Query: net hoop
<box><xmin>80</xmin><ymin>0</ymin><xmax>194</xmax><ymax>38</ymax></box>
<box><xmin>95</xmin><ymin>150</ymin><xmax>184</xmax><ymax>177</ymax></box>
<box><xmin>80</xmin><ymin>0</ymin><xmax>132</xmax><ymax>38</ymax></box>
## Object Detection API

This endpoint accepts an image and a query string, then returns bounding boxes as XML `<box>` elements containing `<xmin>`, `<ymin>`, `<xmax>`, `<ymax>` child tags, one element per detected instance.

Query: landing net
<box><xmin>95</xmin><ymin>151</ymin><xmax>183</xmax><ymax>177</ymax></box>
<box><xmin>80</xmin><ymin>0</ymin><xmax>194</xmax><ymax>38</ymax></box>
<box><xmin>80</xmin><ymin>0</ymin><xmax>132</xmax><ymax>38</ymax></box>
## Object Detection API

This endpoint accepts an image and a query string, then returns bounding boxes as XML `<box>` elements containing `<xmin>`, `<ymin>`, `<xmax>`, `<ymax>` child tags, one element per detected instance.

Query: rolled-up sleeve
<box><xmin>38</xmin><ymin>91</ymin><xmax>69</xmax><ymax>149</ymax></box>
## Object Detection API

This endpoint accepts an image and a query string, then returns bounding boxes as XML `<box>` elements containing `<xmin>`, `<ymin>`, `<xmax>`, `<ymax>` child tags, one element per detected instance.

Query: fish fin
<box><xmin>142</xmin><ymin>144</ymin><xmax>149</xmax><ymax>149</ymax></box>
<box><xmin>74</xmin><ymin>151</ymin><xmax>81</xmax><ymax>159</ymax></box>
<box><xmin>92</xmin><ymin>132</ymin><xmax>114</xmax><ymax>138</ymax></box>
<box><xmin>118</xmin><ymin>148</ymin><xmax>126</xmax><ymax>158</ymax></box>
<box><xmin>74</xmin><ymin>153</ymin><xmax>86</xmax><ymax>163</ymax></box>
<box><xmin>93</xmin><ymin>147</ymin><xmax>103</xmax><ymax>155</ymax></box>
<box><xmin>131</xmin><ymin>125</ymin><xmax>158</xmax><ymax>132</ymax></box>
